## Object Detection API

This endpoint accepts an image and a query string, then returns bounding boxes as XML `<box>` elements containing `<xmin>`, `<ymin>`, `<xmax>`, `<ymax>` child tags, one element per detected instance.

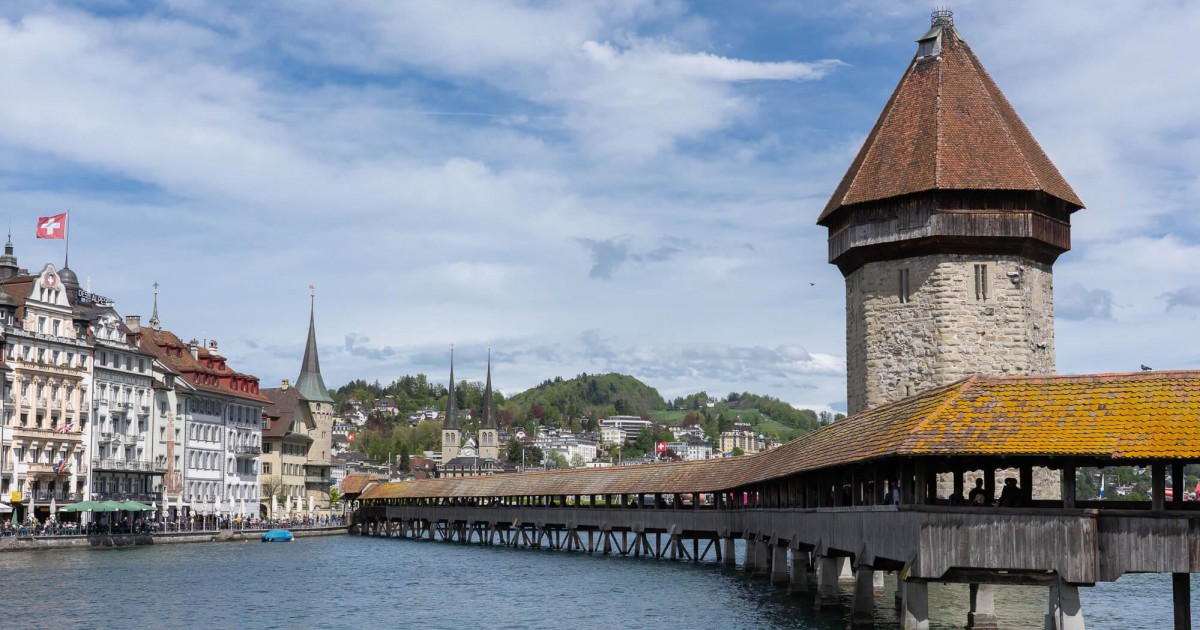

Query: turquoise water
<box><xmin>0</xmin><ymin>536</ymin><xmax>1190</xmax><ymax>628</ymax></box>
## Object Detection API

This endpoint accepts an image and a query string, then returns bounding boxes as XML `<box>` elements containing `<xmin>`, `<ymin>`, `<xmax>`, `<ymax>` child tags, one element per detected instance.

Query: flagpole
<box><xmin>64</xmin><ymin>211</ymin><xmax>70</xmax><ymax>268</ymax></box>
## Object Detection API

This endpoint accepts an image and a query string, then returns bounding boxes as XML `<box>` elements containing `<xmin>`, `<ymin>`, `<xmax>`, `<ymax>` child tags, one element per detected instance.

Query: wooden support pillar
<box><xmin>872</xmin><ymin>467</ymin><xmax>883</xmax><ymax>506</ymax></box>
<box><xmin>953</xmin><ymin>469</ymin><xmax>964</xmax><ymax>502</ymax></box>
<box><xmin>914</xmin><ymin>460</ymin><xmax>929</xmax><ymax>505</ymax></box>
<box><xmin>1062</xmin><ymin>465</ymin><xmax>1077</xmax><ymax>509</ymax></box>
<box><xmin>1020</xmin><ymin>465</ymin><xmax>1033</xmax><ymax>503</ymax></box>
<box><xmin>1174</xmin><ymin>573</ymin><xmax>1192</xmax><ymax>630</ymax></box>
<box><xmin>754</xmin><ymin>538</ymin><xmax>770</xmax><ymax>576</ymax></box>
<box><xmin>967</xmin><ymin>583</ymin><xmax>999</xmax><ymax>630</ymax></box>
<box><xmin>1045</xmin><ymin>583</ymin><xmax>1085</xmax><ymax>630</ymax></box>
<box><xmin>851</xmin><ymin>565</ymin><xmax>875</xmax><ymax>628</ymax></box>
<box><xmin>723</xmin><ymin>537</ymin><xmax>736</xmax><ymax>567</ymax></box>
<box><xmin>815</xmin><ymin>556</ymin><xmax>840</xmax><ymax>609</ymax></box>
<box><xmin>744</xmin><ymin>537</ymin><xmax>757</xmax><ymax>573</ymax></box>
<box><xmin>984</xmin><ymin>468</ymin><xmax>996</xmax><ymax>506</ymax></box>
<box><xmin>789</xmin><ymin>549</ymin><xmax>810</xmax><ymax>593</ymax></box>
<box><xmin>1173</xmin><ymin>463</ymin><xmax>1185</xmax><ymax>506</ymax></box>
<box><xmin>902</xmin><ymin>580</ymin><xmax>929</xmax><ymax>630</ymax></box>
<box><xmin>1153</xmin><ymin>462</ymin><xmax>1167</xmax><ymax>512</ymax></box>
<box><xmin>771</xmin><ymin>545</ymin><xmax>789</xmax><ymax>584</ymax></box>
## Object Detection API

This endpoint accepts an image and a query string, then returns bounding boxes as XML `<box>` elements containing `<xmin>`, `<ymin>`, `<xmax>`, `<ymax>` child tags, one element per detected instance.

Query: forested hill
<box><xmin>508</xmin><ymin>373</ymin><xmax>666</xmax><ymax>418</ymax></box>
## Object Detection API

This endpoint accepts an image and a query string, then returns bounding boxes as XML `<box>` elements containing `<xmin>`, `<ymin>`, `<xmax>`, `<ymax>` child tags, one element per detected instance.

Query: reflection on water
<box><xmin>0</xmin><ymin>537</ymin><xmax>1191</xmax><ymax>629</ymax></box>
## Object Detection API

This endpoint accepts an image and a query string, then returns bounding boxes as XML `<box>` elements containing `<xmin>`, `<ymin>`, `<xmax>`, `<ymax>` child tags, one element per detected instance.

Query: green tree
<box><xmin>329</xmin><ymin>487</ymin><xmax>341</xmax><ymax>508</ymax></box>
<box><xmin>547</xmin><ymin>451</ymin><xmax>569</xmax><ymax>470</ymax></box>
<box><xmin>569</xmin><ymin>453</ymin><xmax>586</xmax><ymax>468</ymax></box>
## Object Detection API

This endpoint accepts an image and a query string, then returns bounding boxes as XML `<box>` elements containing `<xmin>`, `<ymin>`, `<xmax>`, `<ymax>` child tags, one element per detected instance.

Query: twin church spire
<box><xmin>442</xmin><ymin>348</ymin><xmax>499</xmax><ymax>462</ymax></box>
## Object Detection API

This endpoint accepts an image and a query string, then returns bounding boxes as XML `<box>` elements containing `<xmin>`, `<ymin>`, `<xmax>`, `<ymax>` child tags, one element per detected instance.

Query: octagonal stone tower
<box><xmin>820</xmin><ymin>11</ymin><xmax>1084</xmax><ymax>416</ymax></box>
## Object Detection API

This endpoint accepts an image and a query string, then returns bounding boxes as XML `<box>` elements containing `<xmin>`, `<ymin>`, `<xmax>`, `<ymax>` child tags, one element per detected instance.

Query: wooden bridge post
<box><xmin>1045</xmin><ymin>583</ymin><xmax>1085</xmax><ymax>630</ymax></box>
<box><xmin>815</xmin><ymin>555</ymin><xmax>840</xmax><ymax>609</ymax></box>
<box><xmin>743</xmin><ymin>536</ymin><xmax>757</xmax><ymax>573</ymax></box>
<box><xmin>754</xmin><ymin>537</ymin><xmax>770</xmax><ymax>576</ymax></box>
<box><xmin>901</xmin><ymin>580</ymin><xmax>929</xmax><ymax>630</ymax></box>
<box><xmin>1173</xmin><ymin>573</ymin><xmax>1192</xmax><ymax>630</ymax></box>
<box><xmin>966</xmin><ymin>583</ymin><xmax>998</xmax><ymax>630</ymax></box>
<box><xmin>723</xmin><ymin>537</ymin><xmax>736</xmax><ymax>567</ymax></box>
<box><xmin>851</xmin><ymin>564</ymin><xmax>876</xmax><ymax>628</ymax></box>
<box><xmin>770</xmin><ymin>544</ymin><xmax>789</xmax><ymax>584</ymax></box>
<box><xmin>788</xmin><ymin>548</ymin><xmax>809</xmax><ymax>593</ymax></box>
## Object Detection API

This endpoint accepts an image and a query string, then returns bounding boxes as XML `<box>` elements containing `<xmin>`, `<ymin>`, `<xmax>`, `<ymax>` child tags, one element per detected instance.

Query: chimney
<box><xmin>187</xmin><ymin>340</ymin><xmax>199</xmax><ymax>360</ymax></box>
<box><xmin>125</xmin><ymin>315</ymin><xmax>141</xmax><ymax>331</ymax></box>
<box><xmin>281</xmin><ymin>378</ymin><xmax>290</xmax><ymax>390</ymax></box>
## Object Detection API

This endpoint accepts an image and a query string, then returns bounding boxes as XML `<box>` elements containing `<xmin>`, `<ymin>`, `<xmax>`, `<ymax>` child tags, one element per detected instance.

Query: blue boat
<box><xmin>261</xmin><ymin>529</ymin><xmax>294</xmax><ymax>542</ymax></box>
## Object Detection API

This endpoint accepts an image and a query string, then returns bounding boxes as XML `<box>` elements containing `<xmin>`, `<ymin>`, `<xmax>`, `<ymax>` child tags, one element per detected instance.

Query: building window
<box><xmin>898</xmin><ymin>269</ymin><xmax>911</xmax><ymax>303</ymax></box>
<box><xmin>974</xmin><ymin>264</ymin><xmax>989</xmax><ymax>301</ymax></box>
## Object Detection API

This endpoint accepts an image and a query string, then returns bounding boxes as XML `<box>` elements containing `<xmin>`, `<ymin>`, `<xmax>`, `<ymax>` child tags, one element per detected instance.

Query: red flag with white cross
<box><xmin>36</xmin><ymin>213</ymin><xmax>67</xmax><ymax>239</ymax></box>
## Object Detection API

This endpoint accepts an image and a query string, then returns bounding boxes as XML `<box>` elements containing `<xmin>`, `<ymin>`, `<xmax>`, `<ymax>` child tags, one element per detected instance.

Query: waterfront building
<box><xmin>0</xmin><ymin>261</ymin><xmax>94</xmax><ymax>523</ymax></box>
<box><xmin>140</xmin><ymin>324</ymin><xmax>267</xmax><ymax>519</ymax></box>
<box><xmin>87</xmin><ymin>308</ymin><xmax>160</xmax><ymax>506</ymax></box>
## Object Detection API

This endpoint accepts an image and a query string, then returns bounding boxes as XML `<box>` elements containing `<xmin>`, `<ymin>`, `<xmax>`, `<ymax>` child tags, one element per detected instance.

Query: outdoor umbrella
<box><xmin>271</xmin><ymin>495</ymin><xmax>278</xmax><ymax>519</ymax></box>
<box><xmin>120</xmin><ymin>501</ymin><xmax>156</xmax><ymax>512</ymax></box>
<box><xmin>95</xmin><ymin>501</ymin><xmax>126</xmax><ymax>512</ymax></box>
<box><xmin>308</xmin><ymin>495</ymin><xmax>314</xmax><ymax>516</ymax></box>
<box><xmin>0</xmin><ymin>502</ymin><xmax>12</xmax><ymax>514</ymax></box>
<box><xmin>50</xmin><ymin>496</ymin><xmax>56</xmax><ymax>517</ymax></box>
<box><xmin>59</xmin><ymin>500</ymin><xmax>98</xmax><ymax>513</ymax></box>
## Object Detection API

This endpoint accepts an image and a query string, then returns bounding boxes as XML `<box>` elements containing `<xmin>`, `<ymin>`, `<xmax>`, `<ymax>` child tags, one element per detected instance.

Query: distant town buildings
<box><xmin>599</xmin><ymin>416</ymin><xmax>652</xmax><ymax>442</ymax></box>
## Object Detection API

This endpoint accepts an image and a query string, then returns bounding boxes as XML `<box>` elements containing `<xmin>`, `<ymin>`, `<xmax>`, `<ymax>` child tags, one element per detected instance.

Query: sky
<box><xmin>0</xmin><ymin>1</ymin><xmax>1197</xmax><ymax>412</ymax></box>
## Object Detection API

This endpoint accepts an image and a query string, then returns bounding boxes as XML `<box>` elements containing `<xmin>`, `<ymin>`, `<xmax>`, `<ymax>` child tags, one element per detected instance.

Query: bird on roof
<box><xmin>1140</xmin><ymin>364</ymin><xmax>1152</xmax><ymax>371</ymax></box>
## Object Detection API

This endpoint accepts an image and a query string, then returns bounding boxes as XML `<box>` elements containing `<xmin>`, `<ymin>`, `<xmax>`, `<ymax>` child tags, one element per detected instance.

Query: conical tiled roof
<box><xmin>295</xmin><ymin>299</ymin><xmax>333</xmax><ymax>403</ymax></box>
<box><xmin>481</xmin><ymin>350</ymin><xmax>497</xmax><ymax>430</ymax></box>
<box><xmin>443</xmin><ymin>348</ymin><xmax>459</xmax><ymax>430</ymax></box>
<box><xmin>819</xmin><ymin>15</ymin><xmax>1083</xmax><ymax>224</ymax></box>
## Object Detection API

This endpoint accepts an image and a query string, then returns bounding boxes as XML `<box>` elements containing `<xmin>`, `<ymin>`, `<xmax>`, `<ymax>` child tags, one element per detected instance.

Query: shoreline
<box><xmin>0</xmin><ymin>525</ymin><xmax>348</xmax><ymax>552</ymax></box>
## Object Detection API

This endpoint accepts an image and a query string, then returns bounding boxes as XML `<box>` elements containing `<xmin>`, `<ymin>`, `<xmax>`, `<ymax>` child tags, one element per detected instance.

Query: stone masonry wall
<box><xmin>845</xmin><ymin>253</ymin><xmax>1059</xmax><ymax>500</ymax></box>
<box><xmin>846</xmin><ymin>254</ymin><xmax>1055</xmax><ymax>416</ymax></box>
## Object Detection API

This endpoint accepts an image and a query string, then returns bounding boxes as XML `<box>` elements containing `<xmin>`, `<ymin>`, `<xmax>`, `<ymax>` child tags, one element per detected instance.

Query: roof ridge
<box><xmin>934</xmin><ymin>48</ymin><xmax>944</xmax><ymax>188</ymax></box>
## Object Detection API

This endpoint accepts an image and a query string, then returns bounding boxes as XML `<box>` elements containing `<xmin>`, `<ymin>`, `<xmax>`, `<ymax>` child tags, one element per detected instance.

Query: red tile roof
<box><xmin>820</xmin><ymin>24</ymin><xmax>1083</xmax><ymax>223</ymax></box>
<box><xmin>140</xmin><ymin>327</ymin><xmax>271</xmax><ymax>404</ymax></box>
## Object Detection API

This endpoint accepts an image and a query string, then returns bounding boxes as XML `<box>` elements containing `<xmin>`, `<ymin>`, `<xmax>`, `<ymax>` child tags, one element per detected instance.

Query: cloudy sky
<box><xmin>0</xmin><ymin>1</ymin><xmax>1196</xmax><ymax>412</ymax></box>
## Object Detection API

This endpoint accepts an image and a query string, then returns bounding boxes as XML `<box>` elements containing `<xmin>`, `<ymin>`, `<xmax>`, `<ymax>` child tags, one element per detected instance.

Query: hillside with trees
<box><xmin>334</xmin><ymin>371</ymin><xmax>839</xmax><ymax>465</ymax></box>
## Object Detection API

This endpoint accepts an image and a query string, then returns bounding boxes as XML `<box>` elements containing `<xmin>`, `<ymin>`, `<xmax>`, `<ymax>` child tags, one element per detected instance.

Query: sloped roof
<box><xmin>341</xmin><ymin>474</ymin><xmax>381</xmax><ymax>496</ymax></box>
<box><xmin>140</xmin><ymin>327</ymin><xmax>271</xmax><ymax>404</ymax></box>
<box><xmin>261</xmin><ymin>386</ymin><xmax>308</xmax><ymax>438</ymax></box>
<box><xmin>295</xmin><ymin>304</ymin><xmax>332</xmax><ymax>403</ymax></box>
<box><xmin>820</xmin><ymin>21</ymin><xmax>1083</xmax><ymax>223</ymax></box>
<box><xmin>360</xmin><ymin>371</ymin><xmax>1200</xmax><ymax>500</ymax></box>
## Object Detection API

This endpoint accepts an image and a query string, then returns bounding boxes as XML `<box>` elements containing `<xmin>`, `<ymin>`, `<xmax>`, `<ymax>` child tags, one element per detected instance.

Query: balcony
<box><xmin>305</xmin><ymin>475</ymin><xmax>334</xmax><ymax>485</ymax></box>
<box><xmin>235</xmin><ymin>445</ymin><xmax>262</xmax><ymax>457</ymax></box>
<box><xmin>94</xmin><ymin>459</ymin><xmax>161</xmax><ymax>473</ymax></box>
<box><xmin>12</xmin><ymin>426</ymin><xmax>82</xmax><ymax>442</ymax></box>
<box><xmin>90</xmin><ymin>492</ymin><xmax>162</xmax><ymax>503</ymax></box>
<box><xmin>138</xmin><ymin>404</ymin><xmax>150</xmax><ymax>416</ymax></box>
<box><xmin>33</xmin><ymin>492</ymin><xmax>81</xmax><ymax>503</ymax></box>
<box><xmin>26</xmin><ymin>462</ymin><xmax>56</xmax><ymax>474</ymax></box>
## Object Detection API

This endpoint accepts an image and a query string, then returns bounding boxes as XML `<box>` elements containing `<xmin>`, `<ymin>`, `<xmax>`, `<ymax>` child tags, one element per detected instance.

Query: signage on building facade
<box><xmin>77</xmin><ymin>289</ymin><xmax>112</xmax><ymax>306</ymax></box>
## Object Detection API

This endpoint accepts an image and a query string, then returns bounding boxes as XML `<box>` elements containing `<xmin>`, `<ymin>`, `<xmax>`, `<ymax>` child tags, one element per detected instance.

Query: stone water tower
<box><xmin>820</xmin><ymin>10</ymin><xmax>1084</xmax><ymax>416</ymax></box>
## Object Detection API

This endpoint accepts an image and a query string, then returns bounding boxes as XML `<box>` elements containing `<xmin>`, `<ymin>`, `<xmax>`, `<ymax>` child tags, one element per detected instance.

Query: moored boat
<box><xmin>261</xmin><ymin>529</ymin><xmax>294</xmax><ymax>542</ymax></box>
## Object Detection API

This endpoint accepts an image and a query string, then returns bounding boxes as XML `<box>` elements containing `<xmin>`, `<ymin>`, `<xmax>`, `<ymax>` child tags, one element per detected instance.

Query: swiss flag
<box><xmin>348</xmin><ymin>433</ymin><xmax>355</xmax><ymax>442</ymax></box>
<box><xmin>655</xmin><ymin>441</ymin><xmax>667</xmax><ymax>453</ymax></box>
<box><xmin>36</xmin><ymin>213</ymin><xmax>67</xmax><ymax>239</ymax></box>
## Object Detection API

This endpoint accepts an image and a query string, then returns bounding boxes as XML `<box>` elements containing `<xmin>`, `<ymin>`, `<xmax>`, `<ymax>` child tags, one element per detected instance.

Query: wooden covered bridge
<box><xmin>354</xmin><ymin>371</ymin><xmax>1200</xmax><ymax>629</ymax></box>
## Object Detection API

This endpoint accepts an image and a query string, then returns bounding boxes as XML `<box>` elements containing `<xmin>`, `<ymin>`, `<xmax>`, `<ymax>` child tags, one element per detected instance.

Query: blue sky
<box><xmin>0</xmin><ymin>1</ymin><xmax>1197</xmax><ymax>412</ymax></box>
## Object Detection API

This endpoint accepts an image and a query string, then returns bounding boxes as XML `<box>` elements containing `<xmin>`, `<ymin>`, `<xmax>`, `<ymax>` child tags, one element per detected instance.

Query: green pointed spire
<box><xmin>295</xmin><ymin>290</ymin><xmax>333</xmax><ymax>403</ymax></box>
<box><xmin>481</xmin><ymin>349</ymin><xmax>497</xmax><ymax>430</ymax></box>
<box><xmin>444</xmin><ymin>346</ymin><xmax>459</xmax><ymax>430</ymax></box>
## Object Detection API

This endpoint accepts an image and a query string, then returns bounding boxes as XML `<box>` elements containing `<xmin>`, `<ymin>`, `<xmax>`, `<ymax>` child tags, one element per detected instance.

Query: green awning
<box><xmin>59</xmin><ymin>500</ymin><xmax>99</xmax><ymax>512</ymax></box>
<box><xmin>94</xmin><ymin>501</ymin><xmax>128</xmax><ymax>512</ymax></box>
<box><xmin>119</xmin><ymin>501</ymin><xmax>156</xmax><ymax>511</ymax></box>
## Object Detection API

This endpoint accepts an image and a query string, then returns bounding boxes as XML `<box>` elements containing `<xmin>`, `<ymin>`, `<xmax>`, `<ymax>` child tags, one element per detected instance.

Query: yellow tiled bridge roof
<box><xmin>360</xmin><ymin>371</ymin><xmax>1200</xmax><ymax>500</ymax></box>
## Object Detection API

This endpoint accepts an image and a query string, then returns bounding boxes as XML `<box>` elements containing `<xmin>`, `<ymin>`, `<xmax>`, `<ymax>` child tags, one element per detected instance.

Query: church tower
<box><xmin>295</xmin><ymin>292</ymin><xmax>335</xmax><ymax>508</ymax></box>
<box><xmin>821</xmin><ymin>11</ymin><xmax>1084</xmax><ymax>415</ymax></box>
<box><xmin>478</xmin><ymin>350</ymin><xmax>500</xmax><ymax>461</ymax></box>
<box><xmin>441</xmin><ymin>348</ymin><xmax>461</xmax><ymax>462</ymax></box>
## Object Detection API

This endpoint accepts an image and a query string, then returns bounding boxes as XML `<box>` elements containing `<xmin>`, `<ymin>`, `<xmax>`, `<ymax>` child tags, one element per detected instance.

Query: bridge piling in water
<box><xmin>789</xmin><ymin>549</ymin><xmax>809</xmax><ymax>593</ymax></box>
<box><xmin>851</xmin><ymin>564</ymin><xmax>876</xmax><ymax>628</ymax></box>
<box><xmin>966</xmin><ymin>583</ymin><xmax>998</xmax><ymax>630</ymax></box>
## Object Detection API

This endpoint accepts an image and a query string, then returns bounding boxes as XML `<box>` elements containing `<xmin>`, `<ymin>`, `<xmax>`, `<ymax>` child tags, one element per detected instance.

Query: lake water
<box><xmin>0</xmin><ymin>535</ymin><xmax>1190</xmax><ymax>629</ymax></box>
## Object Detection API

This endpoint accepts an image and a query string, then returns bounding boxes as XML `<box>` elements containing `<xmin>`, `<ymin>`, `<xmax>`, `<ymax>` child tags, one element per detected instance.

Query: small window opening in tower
<box><xmin>898</xmin><ymin>269</ymin><xmax>911</xmax><ymax>303</ymax></box>
<box><xmin>974</xmin><ymin>264</ymin><xmax>989</xmax><ymax>301</ymax></box>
